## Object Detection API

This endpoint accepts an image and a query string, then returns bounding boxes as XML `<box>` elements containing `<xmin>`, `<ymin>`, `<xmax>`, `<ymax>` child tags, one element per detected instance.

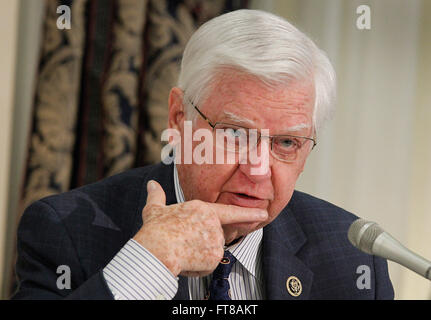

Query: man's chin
<box><xmin>215</xmin><ymin>192</ymin><xmax>271</xmax><ymax>243</ymax></box>
<box><xmin>223</xmin><ymin>221</ymin><xmax>262</xmax><ymax>244</ymax></box>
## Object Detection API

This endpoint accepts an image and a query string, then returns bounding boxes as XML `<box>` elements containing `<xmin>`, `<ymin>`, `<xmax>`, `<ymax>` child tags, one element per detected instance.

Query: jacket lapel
<box><xmin>262</xmin><ymin>204</ymin><xmax>314</xmax><ymax>300</ymax></box>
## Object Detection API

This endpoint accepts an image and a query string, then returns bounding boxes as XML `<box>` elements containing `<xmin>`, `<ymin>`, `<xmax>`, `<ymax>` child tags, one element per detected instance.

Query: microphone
<box><xmin>348</xmin><ymin>218</ymin><xmax>431</xmax><ymax>280</ymax></box>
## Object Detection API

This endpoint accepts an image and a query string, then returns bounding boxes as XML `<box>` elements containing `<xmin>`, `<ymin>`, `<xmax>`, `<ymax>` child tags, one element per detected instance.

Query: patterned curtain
<box><xmin>8</xmin><ymin>0</ymin><xmax>247</xmax><ymax>298</ymax></box>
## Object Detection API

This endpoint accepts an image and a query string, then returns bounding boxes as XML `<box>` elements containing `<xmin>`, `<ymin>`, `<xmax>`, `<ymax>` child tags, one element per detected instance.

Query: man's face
<box><xmin>171</xmin><ymin>71</ymin><xmax>315</xmax><ymax>244</ymax></box>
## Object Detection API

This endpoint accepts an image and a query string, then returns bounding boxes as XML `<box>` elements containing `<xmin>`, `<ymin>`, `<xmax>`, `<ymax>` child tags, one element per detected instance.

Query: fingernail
<box><xmin>147</xmin><ymin>180</ymin><xmax>156</xmax><ymax>192</ymax></box>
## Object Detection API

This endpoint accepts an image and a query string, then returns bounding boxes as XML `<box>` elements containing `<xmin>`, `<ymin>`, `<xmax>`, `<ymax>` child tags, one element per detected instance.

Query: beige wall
<box><xmin>402</xmin><ymin>0</ymin><xmax>431</xmax><ymax>299</ymax></box>
<box><xmin>0</xmin><ymin>0</ymin><xmax>20</xmax><ymax>298</ymax></box>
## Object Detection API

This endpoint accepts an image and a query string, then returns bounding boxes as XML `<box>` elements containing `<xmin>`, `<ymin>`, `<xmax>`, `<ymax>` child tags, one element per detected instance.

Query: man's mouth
<box><xmin>219</xmin><ymin>191</ymin><xmax>269</xmax><ymax>209</ymax></box>
<box><xmin>236</xmin><ymin>193</ymin><xmax>259</xmax><ymax>200</ymax></box>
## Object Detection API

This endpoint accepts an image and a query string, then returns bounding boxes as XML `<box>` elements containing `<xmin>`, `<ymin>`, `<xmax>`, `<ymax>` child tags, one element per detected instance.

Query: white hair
<box><xmin>177</xmin><ymin>9</ymin><xmax>336</xmax><ymax>134</ymax></box>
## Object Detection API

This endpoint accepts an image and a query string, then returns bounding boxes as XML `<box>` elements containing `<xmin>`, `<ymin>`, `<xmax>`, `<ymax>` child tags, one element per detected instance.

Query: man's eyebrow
<box><xmin>220</xmin><ymin>112</ymin><xmax>311</xmax><ymax>133</ymax></box>
<box><xmin>285</xmin><ymin>123</ymin><xmax>311</xmax><ymax>132</ymax></box>
<box><xmin>220</xmin><ymin>111</ymin><xmax>256</xmax><ymax>126</ymax></box>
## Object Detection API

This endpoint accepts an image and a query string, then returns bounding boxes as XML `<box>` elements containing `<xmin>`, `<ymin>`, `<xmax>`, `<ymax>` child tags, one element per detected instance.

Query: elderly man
<box><xmin>13</xmin><ymin>9</ymin><xmax>393</xmax><ymax>300</ymax></box>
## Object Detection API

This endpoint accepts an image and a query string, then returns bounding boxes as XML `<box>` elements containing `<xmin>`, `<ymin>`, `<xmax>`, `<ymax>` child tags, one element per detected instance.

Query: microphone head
<box><xmin>348</xmin><ymin>218</ymin><xmax>384</xmax><ymax>254</ymax></box>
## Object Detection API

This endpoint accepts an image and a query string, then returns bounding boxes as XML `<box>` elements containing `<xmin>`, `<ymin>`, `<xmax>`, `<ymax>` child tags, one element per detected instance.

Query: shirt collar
<box><xmin>173</xmin><ymin>162</ymin><xmax>185</xmax><ymax>203</ymax></box>
<box><xmin>173</xmin><ymin>163</ymin><xmax>263</xmax><ymax>278</ymax></box>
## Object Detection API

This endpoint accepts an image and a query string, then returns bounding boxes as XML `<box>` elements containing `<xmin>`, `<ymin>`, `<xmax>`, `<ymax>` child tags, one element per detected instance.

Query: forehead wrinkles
<box><xmin>208</xmin><ymin>71</ymin><xmax>315</xmax><ymax>112</ymax></box>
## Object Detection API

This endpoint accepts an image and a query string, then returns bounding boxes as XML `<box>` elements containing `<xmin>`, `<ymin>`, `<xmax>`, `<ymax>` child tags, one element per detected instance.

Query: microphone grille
<box><xmin>348</xmin><ymin>219</ymin><xmax>384</xmax><ymax>254</ymax></box>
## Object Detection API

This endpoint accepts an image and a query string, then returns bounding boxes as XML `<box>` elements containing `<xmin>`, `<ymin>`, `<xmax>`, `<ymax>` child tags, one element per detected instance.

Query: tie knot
<box><xmin>207</xmin><ymin>251</ymin><xmax>237</xmax><ymax>300</ymax></box>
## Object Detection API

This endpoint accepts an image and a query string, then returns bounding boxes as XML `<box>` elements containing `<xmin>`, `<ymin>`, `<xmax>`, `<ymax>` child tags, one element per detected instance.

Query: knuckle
<box><xmin>217</xmin><ymin>234</ymin><xmax>225</xmax><ymax>248</ymax></box>
<box><xmin>215</xmin><ymin>246</ymin><xmax>224</xmax><ymax>261</ymax></box>
<box><xmin>208</xmin><ymin>247</ymin><xmax>224</xmax><ymax>269</ymax></box>
<box><xmin>215</xmin><ymin>224</ymin><xmax>224</xmax><ymax>238</ymax></box>
<box><xmin>204</xmin><ymin>213</ymin><xmax>219</xmax><ymax>227</ymax></box>
<box><xmin>185</xmin><ymin>200</ymin><xmax>207</xmax><ymax>218</ymax></box>
<box><xmin>188</xmin><ymin>199</ymin><xmax>204</xmax><ymax>210</ymax></box>
<box><xmin>212</xmin><ymin>224</ymin><xmax>222</xmax><ymax>237</ymax></box>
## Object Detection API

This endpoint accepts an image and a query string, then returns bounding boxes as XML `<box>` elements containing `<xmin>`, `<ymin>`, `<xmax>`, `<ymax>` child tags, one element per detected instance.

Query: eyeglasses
<box><xmin>189</xmin><ymin>99</ymin><xmax>317</xmax><ymax>163</ymax></box>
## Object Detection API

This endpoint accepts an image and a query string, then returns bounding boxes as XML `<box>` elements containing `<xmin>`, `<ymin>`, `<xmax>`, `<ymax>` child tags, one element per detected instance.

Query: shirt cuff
<box><xmin>103</xmin><ymin>239</ymin><xmax>179</xmax><ymax>300</ymax></box>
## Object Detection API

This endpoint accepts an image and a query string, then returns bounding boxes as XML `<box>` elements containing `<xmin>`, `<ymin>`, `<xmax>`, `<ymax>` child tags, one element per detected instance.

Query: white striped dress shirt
<box><xmin>103</xmin><ymin>164</ymin><xmax>264</xmax><ymax>300</ymax></box>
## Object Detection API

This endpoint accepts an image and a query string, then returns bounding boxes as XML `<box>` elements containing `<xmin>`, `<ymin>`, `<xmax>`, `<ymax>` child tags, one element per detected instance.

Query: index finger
<box><xmin>208</xmin><ymin>203</ymin><xmax>268</xmax><ymax>225</ymax></box>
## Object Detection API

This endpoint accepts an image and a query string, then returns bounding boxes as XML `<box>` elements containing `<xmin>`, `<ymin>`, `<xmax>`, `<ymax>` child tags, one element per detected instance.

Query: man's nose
<box><xmin>238</xmin><ymin>138</ymin><xmax>272</xmax><ymax>183</ymax></box>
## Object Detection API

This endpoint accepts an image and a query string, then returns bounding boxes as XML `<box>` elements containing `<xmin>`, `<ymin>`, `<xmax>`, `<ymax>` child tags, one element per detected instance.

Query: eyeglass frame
<box><xmin>188</xmin><ymin>99</ymin><xmax>317</xmax><ymax>162</ymax></box>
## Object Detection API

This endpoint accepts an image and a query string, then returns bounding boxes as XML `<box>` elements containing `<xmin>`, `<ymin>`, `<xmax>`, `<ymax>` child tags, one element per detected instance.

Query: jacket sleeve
<box><xmin>12</xmin><ymin>200</ymin><xmax>114</xmax><ymax>300</ymax></box>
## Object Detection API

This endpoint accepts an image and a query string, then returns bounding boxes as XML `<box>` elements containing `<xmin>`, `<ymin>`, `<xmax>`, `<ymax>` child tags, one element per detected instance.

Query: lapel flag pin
<box><xmin>286</xmin><ymin>276</ymin><xmax>302</xmax><ymax>297</ymax></box>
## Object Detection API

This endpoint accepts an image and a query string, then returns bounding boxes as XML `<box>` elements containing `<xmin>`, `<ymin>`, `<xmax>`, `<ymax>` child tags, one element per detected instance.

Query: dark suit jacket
<box><xmin>12</xmin><ymin>162</ymin><xmax>394</xmax><ymax>299</ymax></box>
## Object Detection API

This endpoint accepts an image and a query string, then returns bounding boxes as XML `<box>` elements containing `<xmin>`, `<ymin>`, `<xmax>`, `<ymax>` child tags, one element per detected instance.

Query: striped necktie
<box><xmin>207</xmin><ymin>251</ymin><xmax>236</xmax><ymax>300</ymax></box>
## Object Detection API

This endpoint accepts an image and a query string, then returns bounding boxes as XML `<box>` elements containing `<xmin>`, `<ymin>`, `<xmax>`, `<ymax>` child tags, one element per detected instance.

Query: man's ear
<box><xmin>168</xmin><ymin>87</ymin><xmax>185</xmax><ymax>131</ymax></box>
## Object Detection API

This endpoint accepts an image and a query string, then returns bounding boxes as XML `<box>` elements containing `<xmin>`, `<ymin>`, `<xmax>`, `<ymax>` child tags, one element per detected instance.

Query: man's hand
<box><xmin>133</xmin><ymin>180</ymin><xmax>268</xmax><ymax>277</ymax></box>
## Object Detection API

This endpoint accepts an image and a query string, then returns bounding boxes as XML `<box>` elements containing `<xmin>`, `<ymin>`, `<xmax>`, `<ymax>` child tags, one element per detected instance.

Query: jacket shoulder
<box><xmin>288</xmin><ymin>190</ymin><xmax>360</xmax><ymax>257</ymax></box>
<box><xmin>37</xmin><ymin>165</ymin><xmax>158</xmax><ymax>222</ymax></box>
<box><xmin>43</xmin><ymin>165</ymin><xmax>153</xmax><ymax>204</ymax></box>
<box><xmin>289</xmin><ymin>190</ymin><xmax>358</xmax><ymax>236</ymax></box>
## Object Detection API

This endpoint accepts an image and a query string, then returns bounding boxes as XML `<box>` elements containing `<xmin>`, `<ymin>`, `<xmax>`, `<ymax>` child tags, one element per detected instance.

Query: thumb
<box><xmin>145</xmin><ymin>180</ymin><xmax>166</xmax><ymax>207</ymax></box>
